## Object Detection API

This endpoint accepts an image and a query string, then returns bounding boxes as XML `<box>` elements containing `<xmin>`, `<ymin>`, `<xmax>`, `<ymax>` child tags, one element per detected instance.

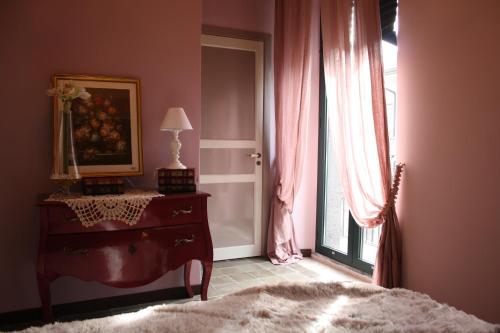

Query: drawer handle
<box><xmin>63</xmin><ymin>247</ymin><xmax>89</xmax><ymax>256</ymax></box>
<box><xmin>172</xmin><ymin>206</ymin><xmax>193</xmax><ymax>218</ymax></box>
<box><xmin>129</xmin><ymin>243</ymin><xmax>138</xmax><ymax>255</ymax></box>
<box><xmin>64</xmin><ymin>215</ymin><xmax>79</xmax><ymax>223</ymax></box>
<box><xmin>175</xmin><ymin>234</ymin><xmax>195</xmax><ymax>247</ymax></box>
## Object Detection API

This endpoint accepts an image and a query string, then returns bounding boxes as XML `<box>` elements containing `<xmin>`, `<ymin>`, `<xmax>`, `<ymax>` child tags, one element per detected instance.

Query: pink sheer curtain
<box><xmin>321</xmin><ymin>0</ymin><xmax>403</xmax><ymax>287</ymax></box>
<box><xmin>267</xmin><ymin>0</ymin><xmax>316</xmax><ymax>264</ymax></box>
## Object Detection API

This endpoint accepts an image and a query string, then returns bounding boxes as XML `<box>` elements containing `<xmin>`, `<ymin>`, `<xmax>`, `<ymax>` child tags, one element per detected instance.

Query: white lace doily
<box><xmin>46</xmin><ymin>189</ymin><xmax>164</xmax><ymax>227</ymax></box>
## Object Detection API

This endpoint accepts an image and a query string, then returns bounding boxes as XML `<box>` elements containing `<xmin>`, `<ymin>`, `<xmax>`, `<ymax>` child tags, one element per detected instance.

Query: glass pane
<box><xmin>360</xmin><ymin>225</ymin><xmax>382</xmax><ymax>264</ymax></box>
<box><xmin>382</xmin><ymin>41</ymin><xmax>398</xmax><ymax>172</ymax></box>
<box><xmin>201</xmin><ymin>46</ymin><xmax>256</xmax><ymax>140</ymax></box>
<box><xmin>200</xmin><ymin>182</ymin><xmax>254</xmax><ymax>248</ymax></box>
<box><xmin>200</xmin><ymin>149</ymin><xmax>255</xmax><ymax>175</ymax></box>
<box><xmin>322</xmin><ymin>124</ymin><xmax>349</xmax><ymax>254</ymax></box>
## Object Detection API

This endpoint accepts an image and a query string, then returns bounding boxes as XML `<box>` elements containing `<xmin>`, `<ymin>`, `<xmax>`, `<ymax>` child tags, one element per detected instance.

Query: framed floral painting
<box><xmin>52</xmin><ymin>74</ymin><xmax>143</xmax><ymax>177</ymax></box>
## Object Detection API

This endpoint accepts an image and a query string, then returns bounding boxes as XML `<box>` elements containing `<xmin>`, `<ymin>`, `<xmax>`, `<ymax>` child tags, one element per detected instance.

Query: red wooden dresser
<box><xmin>36</xmin><ymin>191</ymin><xmax>213</xmax><ymax>322</ymax></box>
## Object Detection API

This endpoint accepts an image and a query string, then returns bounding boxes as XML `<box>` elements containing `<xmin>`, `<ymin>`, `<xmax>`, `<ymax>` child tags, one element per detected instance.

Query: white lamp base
<box><xmin>168</xmin><ymin>130</ymin><xmax>187</xmax><ymax>169</ymax></box>
<box><xmin>167</xmin><ymin>160</ymin><xmax>187</xmax><ymax>169</ymax></box>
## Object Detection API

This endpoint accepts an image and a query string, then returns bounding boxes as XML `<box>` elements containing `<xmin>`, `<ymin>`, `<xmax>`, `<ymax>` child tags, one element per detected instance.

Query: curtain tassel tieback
<box><xmin>377</xmin><ymin>163</ymin><xmax>406</xmax><ymax>220</ymax></box>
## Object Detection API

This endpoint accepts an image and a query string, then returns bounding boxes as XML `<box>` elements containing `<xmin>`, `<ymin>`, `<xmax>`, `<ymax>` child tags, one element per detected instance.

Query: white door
<box><xmin>200</xmin><ymin>34</ymin><xmax>264</xmax><ymax>261</ymax></box>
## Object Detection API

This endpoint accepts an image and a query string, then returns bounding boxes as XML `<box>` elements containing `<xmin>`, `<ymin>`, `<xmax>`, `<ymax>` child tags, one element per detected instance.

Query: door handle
<box><xmin>248</xmin><ymin>153</ymin><xmax>261</xmax><ymax>159</ymax></box>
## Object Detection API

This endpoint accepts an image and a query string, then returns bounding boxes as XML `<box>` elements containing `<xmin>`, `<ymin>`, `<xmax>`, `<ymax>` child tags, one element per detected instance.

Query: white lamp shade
<box><xmin>160</xmin><ymin>107</ymin><xmax>193</xmax><ymax>131</ymax></box>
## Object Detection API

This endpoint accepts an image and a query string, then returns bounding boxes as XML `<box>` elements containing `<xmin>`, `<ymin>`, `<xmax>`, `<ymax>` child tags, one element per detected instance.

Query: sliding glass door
<box><xmin>316</xmin><ymin>41</ymin><xmax>397</xmax><ymax>274</ymax></box>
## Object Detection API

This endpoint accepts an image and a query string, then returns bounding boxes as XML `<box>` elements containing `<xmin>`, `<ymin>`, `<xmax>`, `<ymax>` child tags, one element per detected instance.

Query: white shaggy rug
<box><xmin>18</xmin><ymin>282</ymin><xmax>499</xmax><ymax>333</ymax></box>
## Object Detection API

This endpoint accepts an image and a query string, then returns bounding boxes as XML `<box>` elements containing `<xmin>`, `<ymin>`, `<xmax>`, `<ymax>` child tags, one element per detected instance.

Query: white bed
<box><xmin>18</xmin><ymin>281</ymin><xmax>499</xmax><ymax>333</ymax></box>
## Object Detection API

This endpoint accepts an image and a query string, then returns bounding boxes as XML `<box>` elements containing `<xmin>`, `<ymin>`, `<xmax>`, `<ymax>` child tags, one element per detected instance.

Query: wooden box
<box><xmin>157</xmin><ymin>168</ymin><xmax>196</xmax><ymax>194</ymax></box>
<box><xmin>81</xmin><ymin>177</ymin><xmax>125</xmax><ymax>195</ymax></box>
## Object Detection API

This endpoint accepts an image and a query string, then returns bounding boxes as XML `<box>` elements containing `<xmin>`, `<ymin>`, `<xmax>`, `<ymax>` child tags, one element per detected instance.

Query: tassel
<box><xmin>377</xmin><ymin>163</ymin><xmax>405</xmax><ymax>220</ymax></box>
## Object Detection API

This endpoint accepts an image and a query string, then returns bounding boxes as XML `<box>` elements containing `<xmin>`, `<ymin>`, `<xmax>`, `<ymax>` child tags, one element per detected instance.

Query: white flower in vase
<box><xmin>47</xmin><ymin>81</ymin><xmax>91</xmax><ymax>106</ymax></box>
<box><xmin>47</xmin><ymin>81</ymin><xmax>92</xmax><ymax>194</ymax></box>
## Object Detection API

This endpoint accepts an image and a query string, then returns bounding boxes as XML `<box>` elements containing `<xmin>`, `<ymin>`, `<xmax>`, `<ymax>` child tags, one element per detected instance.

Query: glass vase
<box><xmin>50</xmin><ymin>100</ymin><xmax>81</xmax><ymax>194</ymax></box>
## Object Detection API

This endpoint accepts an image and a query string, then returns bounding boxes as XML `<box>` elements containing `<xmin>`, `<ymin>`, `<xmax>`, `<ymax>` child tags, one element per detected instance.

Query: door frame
<box><xmin>201</xmin><ymin>27</ymin><xmax>272</xmax><ymax>260</ymax></box>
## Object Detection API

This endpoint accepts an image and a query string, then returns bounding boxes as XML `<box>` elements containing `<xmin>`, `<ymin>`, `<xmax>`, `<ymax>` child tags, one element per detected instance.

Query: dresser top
<box><xmin>37</xmin><ymin>190</ymin><xmax>210</xmax><ymax>206</ymax></box>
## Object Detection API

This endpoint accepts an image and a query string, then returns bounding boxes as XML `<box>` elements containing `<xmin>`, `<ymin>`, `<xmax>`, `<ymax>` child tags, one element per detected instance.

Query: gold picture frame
<box><xmin>52</xmin><ymin>74</ymin><xmax>143</xmax><ymax>177</ymax></box>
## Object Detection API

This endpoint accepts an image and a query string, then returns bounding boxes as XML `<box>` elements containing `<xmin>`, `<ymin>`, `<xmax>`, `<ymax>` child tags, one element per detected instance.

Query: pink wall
<box><xmin>0</xmin><ymin>0</ymin><xmax>201</xmax><ymax>313</ymax></box>
<box><xmin>398</xmin><ymin>0</ymin><xmax>500</xmax><ymax>323</ymax></box>
<box><xmin>0</xmin><ymin>0</ymin><xmax>318</xmax><ymax>314</ymax></box>
<box><xmin>203</xmin><ymin>0</ymin><xmax>274</xmax><ymax>34</ymax></box>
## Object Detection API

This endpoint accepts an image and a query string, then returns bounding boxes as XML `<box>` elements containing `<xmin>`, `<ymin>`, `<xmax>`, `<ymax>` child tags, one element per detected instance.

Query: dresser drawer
<box><xmin>141</xmin><ymin>197</ymin><xmax>203</xmax><ymax>227</ymax></box>
<box><xmin>45</xmin><ymin>224</ymin><xmax>208</xmax><ymax>287</ymax></box>
<box><xmin>46</xmin><ymin>196</ymin><xmax>203</xmax><ymax>235</ymax></box>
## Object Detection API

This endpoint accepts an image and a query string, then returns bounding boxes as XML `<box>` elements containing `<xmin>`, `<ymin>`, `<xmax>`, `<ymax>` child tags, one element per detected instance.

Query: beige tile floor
<box><xmin>1</xmin><ymin>257</ymin><xmax>369</xmax><ymax>331</ymax></box>
<box><xmin>205</xmin><ymin>256</ymin><xmax>366</xmax><ymax>299</ymax></box>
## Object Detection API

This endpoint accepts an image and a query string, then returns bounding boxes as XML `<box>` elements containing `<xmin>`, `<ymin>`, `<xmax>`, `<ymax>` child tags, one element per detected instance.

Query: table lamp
<box><xmin>160</xmin><ymin>107</ymin><xmax>193</xmax><ymax>169</ymax></box>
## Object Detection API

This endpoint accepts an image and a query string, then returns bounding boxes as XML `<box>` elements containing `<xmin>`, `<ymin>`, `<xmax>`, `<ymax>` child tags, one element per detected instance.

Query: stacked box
<box><xmin>157</xmin><ymin>168</ymin><xmax>196</xmax><ymax>194</ymax></box>
<box><xmin>81</xmin><ymin>177</ymin><xmax>125</xmax><ymax>195</ymax></box>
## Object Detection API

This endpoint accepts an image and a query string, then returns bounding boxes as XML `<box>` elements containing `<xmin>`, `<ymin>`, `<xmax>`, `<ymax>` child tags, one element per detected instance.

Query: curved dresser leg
<box><xmin>201</xmin><ymin>260</ymin><xmax>213</xmax><ymax>301</ymax></box>
<box><xmin>37</xmin><ymin>208</ymin><xmax>53</xmax><ymax>322</ymax></box>
<box><xmin>184</xmin><ymin>260</ymin><xmax>194</xmax><ymax>298</ymax></box>
<box><xmin>37</xmin><ymin>275</ymin><xmax>53</xmax><ymax>322</ymax></box>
